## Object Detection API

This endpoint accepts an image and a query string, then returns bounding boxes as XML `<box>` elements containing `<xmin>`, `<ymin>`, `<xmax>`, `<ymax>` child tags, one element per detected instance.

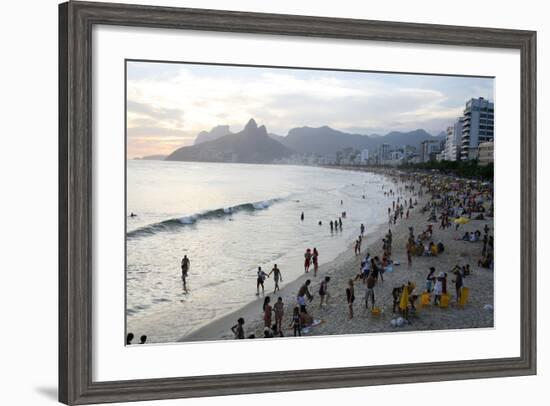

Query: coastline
<box><xmin>181</xmin><ymin>170</ymin><xmax>494</xmax><ymax>342</ymax></box>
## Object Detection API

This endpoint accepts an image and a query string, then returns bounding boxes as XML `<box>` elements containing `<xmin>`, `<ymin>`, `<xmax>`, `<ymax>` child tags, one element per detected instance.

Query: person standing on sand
<box><xmin>181</xmin><ymin>255</ymin><xmax>190</xmax><ymax>291</ymax></box>
<box><xmin>433</xmin><ymin>272</ymin><xmax>444</xmax><ymax>305</ymax></box>
<box><xmin>304</xmin><ymin>249</ymin><xmax>312</xmax><ymax>273</ymax></box>
<box><xmin>273</xmin><ymin>297</ymin><xmax>284</xmax><ymax>333</ymax></box>
<box><xmin>268</xmin><ymin>264</ymin><xmax>283</xmax><ymax>292</ymax></box>
<box><xmin>312</xmin><ymin>248</ymin><xmax>319</xmax><ymax>276</ymax></box>
<box><xmin>256</xmin><ymin>266</ymin><xmax>269</xmax><ymax>295</ymax></box>
<box><xmin>290</xmin><ymin>306</ymin><xmax>302</xmax><ymax>337</ymax></box>
<box><xmin>231</xmin><ymin>317</ymin><xmax>245</xmax><ymax>339</ymax></box>
<box><xmin>297</xmin><ymin>280</ymin><xmax>313</xmax><ymax>313</ymax></box>
<box><xmin>425</xmin><ymin>267</ymin><xmax>436</xmax><ymax>293</ymax></box>
<box><xmin>360</xmin><ymin>223</ymin><xmax>365</xmax><ymax>235</ymax></box>
<box><xmin>354</xmin><ymin>239</ymin><xmax>361</xmax><ymax>256</ymax></box>
<box><xmin>364</xmin><ymin>273</ymin><xmax>376</xmax><ymax>310</ymax></box>
<box><xmin>346</xmin><ymin>279</ymin><xmax>355</xmax><ymax>319</ymax></box>
<box><xmin>452</xmin><ymin>268</ymin><xmax>464</xmax><ymax>302</ymax></box>
<box><xmin>319</xmin><ymin>276</ymin><xmax>331</xmax><ymax>307</ymax></box>
<box><xmin>263</xmin><ymin>297</ymin><xmax>273</xmax><ymax>328</ymax></box>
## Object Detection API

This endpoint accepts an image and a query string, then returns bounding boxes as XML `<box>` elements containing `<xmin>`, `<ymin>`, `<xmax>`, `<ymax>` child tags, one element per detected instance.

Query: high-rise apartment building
<box><xmin>460</xmin><ymin>97</ymin><xmax>494</xmax><ymax>160</ymax></box>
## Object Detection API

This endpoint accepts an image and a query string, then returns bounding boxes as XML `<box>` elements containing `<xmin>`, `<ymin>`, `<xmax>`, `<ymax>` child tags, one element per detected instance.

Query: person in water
<box><xmin>268</xmin><ymin>264</ymin><xmax>283</xmax><ymax>292</ymax></box>
<box><xmin>338</xmin><ymin>217</ymin><xmax>343</xmax><ymax>229</ymax></box>
<box><xmin>300</xmin><ymin>212</ymin><xmax>304</xmax><ymax>221</ymax></box>
<box><xmin>256</xmin><ymin>266</ymin><xmax>269</xmax><ymax>295</ymax></box>
<box><xmin>129</xmin><ymin>212</ymin><xmax>137</xmax><ymax>217</ymax></box>
<box><xmin>139</xmin><ymin>335</ymin><xmax>147</xmax><ymax>344</ymax></box>
<box><xmin>181</xmin><ymin>255</ymin><xmax>190</xmax><ymax>291</ymax></box>
<box><xmin>330</xmin><ymin>220</ymin><xmax>334</xmax><ymax>232</ymax></box>
<box><xmin>126</xmin><ymin>333</ymin><xmax>134</xmax><ymax>345</ymax></box>
<box><xmin>231</xmin><ymin>317</ymin><xmax>245</xmax><ymax>339</ymax></box>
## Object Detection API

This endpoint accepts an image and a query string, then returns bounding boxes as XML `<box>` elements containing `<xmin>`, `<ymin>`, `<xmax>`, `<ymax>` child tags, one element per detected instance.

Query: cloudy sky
<box><xmin>126</xmin><ymin>61</ymin><xmax>494</xmax><ymax>158</ymax></box>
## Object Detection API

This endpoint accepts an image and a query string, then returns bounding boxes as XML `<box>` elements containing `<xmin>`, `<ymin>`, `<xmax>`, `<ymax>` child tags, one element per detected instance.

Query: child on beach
<box><xmin>319</xmin><ymin>276</ymin><xmax>331</xmax><ymax>307</ymax></box>
<box><xmin>273</xmin><ymin>297</ymin><xmax>284</xmax><ymax>333</ymax></box>
<box><xmin>263</xmin><ymin>297</ymin><xmax>272</xmax><ymax>328</ymax></box>
<box><xmin>231</xmin><ymin>318</ymin><xmax>245</xmax><ymax>339</ymax></box>
<box><xmin>291</xmin><ymin>306</ymin><xmax>302</xmax><ymax>337</ymax></box>
<box><xmin>346</xmin><ymin>279</ymin><xmax>355</xmax><ymax>319</ymax></box>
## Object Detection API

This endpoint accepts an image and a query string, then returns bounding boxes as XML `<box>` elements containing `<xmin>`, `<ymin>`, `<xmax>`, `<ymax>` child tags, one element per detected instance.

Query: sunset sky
<box><xmin>126</xmin><ymin>61</ymin><xmax>494</xmax><ymax>158</ymax></box>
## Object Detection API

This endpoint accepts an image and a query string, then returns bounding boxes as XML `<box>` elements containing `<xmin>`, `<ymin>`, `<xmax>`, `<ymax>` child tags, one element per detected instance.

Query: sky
<box><xmin>126</xmin><ymin>61</ymin><xmax>494</xmax><ymax>158</ymax></box>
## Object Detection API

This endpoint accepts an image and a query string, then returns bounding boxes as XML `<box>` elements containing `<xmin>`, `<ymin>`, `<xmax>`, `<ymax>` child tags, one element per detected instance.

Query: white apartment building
<box><xmin>460</xmin><ymin>97</ymin><xmax>494</xmax><ymax>160</ymax></box>
<box><xmin>445</xmin><ymin>117</ymin><xmax>463</xmax><ymax>161</ymax></box>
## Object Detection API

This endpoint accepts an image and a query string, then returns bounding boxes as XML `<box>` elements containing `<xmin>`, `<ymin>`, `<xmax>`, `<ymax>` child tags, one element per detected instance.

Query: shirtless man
<box><xmin>268</xmin><ymin>264</ymin><xmax>283</xmax><ymax>293</ymax></box>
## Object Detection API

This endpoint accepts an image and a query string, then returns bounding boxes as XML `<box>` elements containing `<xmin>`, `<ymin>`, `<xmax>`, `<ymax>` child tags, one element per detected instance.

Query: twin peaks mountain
<box><xmin>166</xmin><ymin>119</ymin><xmax>293</xmax><ymax>164</ymax></box>
<box><xmin>165</xmin><ymin>119</ymin><xmax>444</xmax><ymax>164</ymax></box>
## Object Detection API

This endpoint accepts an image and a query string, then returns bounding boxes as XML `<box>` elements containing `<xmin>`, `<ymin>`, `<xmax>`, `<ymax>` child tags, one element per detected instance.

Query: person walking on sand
<box><xmin>256</xmin><ymin>266</ymin><xmax>269</xmax><ymax>295</ymax></box>
<box><xmin>181</xmin><ymin>255</ymin><xmax>190</xmax><ymax>291</ymax></box>
<box><xmin>312</xmin><ymin>248</ymin><xmax>319</xmax><ymax>276</ymax></box>
<box><xmin>273</xmin><ymin>297</ymin><xmax>284</xmax><ymax>332</ymax></box>
<box><xmin>263</xmin><ymin>297</ymin><xmax>273</xmax><ymax>328</ymax></box>
<box><xmin>304</xmin><ymin>248</ymin><xmax>312</xmax><ymax>273</ymax></box>
<box><xmin>319</xmin><ymin>276</ymin><xmax>331</xmax><ymax>307</ymax></box>
<box><xmin>346</xmin><ymin>279</ymin><xmax>355</xmax><ymax>319</ymax></box>
<box><xmin>231</xmin><ymin>317</ymin><xmax>245</xmax><ymax>339</ymax></box>
<box><xmin>268</xmin><ymin>264</ymin><xmax>283</xmax><ymax>292</ymax></box>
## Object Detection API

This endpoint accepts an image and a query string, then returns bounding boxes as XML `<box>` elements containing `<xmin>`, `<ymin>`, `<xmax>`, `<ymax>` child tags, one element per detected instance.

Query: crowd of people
<box><xmin>173</xmin><ymin>170</ymin><xmax>494</xmax><ymax>341</ymax></box>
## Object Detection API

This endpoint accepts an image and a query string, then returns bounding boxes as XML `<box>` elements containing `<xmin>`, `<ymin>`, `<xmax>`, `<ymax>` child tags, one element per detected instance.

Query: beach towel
<box><xmin>300</xmin><ymin>319</ymin><xmax>325</xmax><ymax>334</ymax></box>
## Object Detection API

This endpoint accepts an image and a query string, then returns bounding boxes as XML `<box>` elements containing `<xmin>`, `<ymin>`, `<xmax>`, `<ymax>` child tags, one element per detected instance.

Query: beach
<box><xmin>182</xmin><ymin>170</ymin><xmax>494</xmax><ymax>342</ymax></box>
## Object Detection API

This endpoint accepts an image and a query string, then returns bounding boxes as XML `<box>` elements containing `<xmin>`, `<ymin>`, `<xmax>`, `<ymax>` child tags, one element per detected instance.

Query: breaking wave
<box><xmin>127</xmin><ymin>198</ymin><xmax>282</xmax><ymax>239</ymax></box>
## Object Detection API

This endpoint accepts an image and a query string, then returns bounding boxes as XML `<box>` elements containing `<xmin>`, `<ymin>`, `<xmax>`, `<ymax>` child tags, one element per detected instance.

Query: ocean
<box><xmin>126</xmin><ymin>160</ymin><xmax>394</xmax><ymax>343</ymax></box>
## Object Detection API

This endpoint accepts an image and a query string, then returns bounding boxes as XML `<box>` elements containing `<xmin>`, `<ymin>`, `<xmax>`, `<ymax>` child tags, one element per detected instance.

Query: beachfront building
<box><xmin>444</xmin><ymin>118</ymin><xmax>463</xmax><ymax>161</ymax></box>
<box><xmin>377</xmin><ymin>143</ymin><xmax>392</xmax><ymax>164</ymax></box>
<box><xmin>460</xmin><ymin>97</ymin><xmax>494</xmax><ymax>160</ymax></box>
<box><xmin>478</xmin><ymin>141</ymin><xmax>494</xmax><ymax>166</ymax></box>
<box><xmin>420</xmin><ymin>139</ymin><xmax>441</xmax><ymax>163</ymax></box>
<box><xmin>360</xmin><ymin>149</ymin><xmax>369</xmax><ymax>163</ymax></box>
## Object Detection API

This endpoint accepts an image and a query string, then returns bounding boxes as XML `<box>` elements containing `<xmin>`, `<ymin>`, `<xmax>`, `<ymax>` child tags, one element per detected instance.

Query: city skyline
<box><xmin>127</xmin><ymin>61</ymin><xmax>494</xmax><ymax>158</ymax></box>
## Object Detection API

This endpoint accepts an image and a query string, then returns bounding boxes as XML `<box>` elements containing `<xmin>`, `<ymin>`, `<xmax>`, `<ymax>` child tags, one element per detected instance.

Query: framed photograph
<box><xmin>59</xmin><ymin>1</ymin><xmax>536</xmax><ymax>404</ymax></box>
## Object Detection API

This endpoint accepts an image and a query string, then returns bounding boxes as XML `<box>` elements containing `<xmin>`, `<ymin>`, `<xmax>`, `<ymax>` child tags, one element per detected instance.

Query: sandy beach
<box><xmin>182</xmin><ymin>170</ymin><xmax>494</xmax><ymax>342</ymax></box>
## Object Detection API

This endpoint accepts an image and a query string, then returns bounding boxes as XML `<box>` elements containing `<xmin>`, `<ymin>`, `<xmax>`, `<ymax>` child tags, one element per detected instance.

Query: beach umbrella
<box><xmin>454</xmin><ymin>217</ymin><xmax>470</xmax><ymax>225</ymax></box>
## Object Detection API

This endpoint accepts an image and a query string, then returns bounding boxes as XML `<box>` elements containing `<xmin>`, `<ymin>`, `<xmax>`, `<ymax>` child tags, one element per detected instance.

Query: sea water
<box><xmin>126</xmin><ymin>160</ymin><xmax>394</xmax><ymax>343</ymax></box>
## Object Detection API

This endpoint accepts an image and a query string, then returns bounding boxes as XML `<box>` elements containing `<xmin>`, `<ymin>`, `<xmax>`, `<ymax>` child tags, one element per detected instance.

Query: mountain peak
<box><xmin>244</xmin><ymin>118</ymin><xmax>258</xmax><ymax>131</ymax></box>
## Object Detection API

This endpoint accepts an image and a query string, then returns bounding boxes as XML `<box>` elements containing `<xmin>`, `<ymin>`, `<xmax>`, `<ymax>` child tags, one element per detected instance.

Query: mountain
<box><xmin>166</xmin><ymin>119</ymin><xmax>293</xmax><ymax>163</ymax></box>
<box><xmin>193</xmin><ymin>125</ymin><xmax>232</xmax><ymax>145</ymax></box>
<box><xmin>135</xmin><ymin>154</ymin><xmax>167</xmax><ymax>160</ymax></box>
<box><xmin>278</xmin><ymin>126</ymin><xmax>443</xmax><ymax>155</ymax></box>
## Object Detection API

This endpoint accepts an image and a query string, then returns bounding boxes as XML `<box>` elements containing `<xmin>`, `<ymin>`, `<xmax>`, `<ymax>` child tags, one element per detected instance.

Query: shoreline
<box><xmin>182</xmin><ymin>169</ymin><xmax>494</xmax><ymax>342</ymax></box>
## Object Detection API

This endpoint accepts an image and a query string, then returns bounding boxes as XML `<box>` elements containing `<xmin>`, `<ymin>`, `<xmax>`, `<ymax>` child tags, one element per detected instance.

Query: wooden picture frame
<box><xmin>59</xmin><ymin>1</ymin><xmax>536</xmax><ymax>404</ymax></box>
